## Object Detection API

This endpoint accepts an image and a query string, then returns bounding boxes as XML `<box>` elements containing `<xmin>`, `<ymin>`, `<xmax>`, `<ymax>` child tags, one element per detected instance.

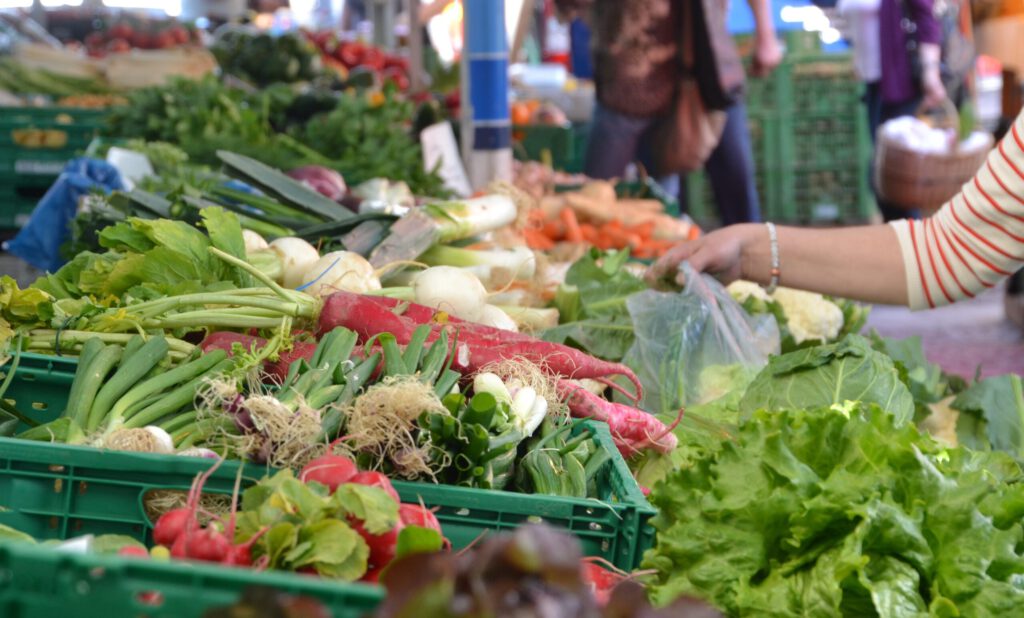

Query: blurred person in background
<box><xmin>839</xmin><ymin>0</ymin><xmax>950</xmax><ymax>222</ymax></box>
<box><xmin>555</xmin><ymin>0</ymin><xmax>783</xmax><ymax>227</ymax></box>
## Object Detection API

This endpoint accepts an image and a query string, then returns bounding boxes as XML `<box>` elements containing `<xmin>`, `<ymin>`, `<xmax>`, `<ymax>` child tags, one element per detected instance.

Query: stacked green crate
<box><xmin>684</xmin><ymin>63</ymin><xmax>783</xmax><ymax>225</ymax></box>
<box><xmin>0</xmin><ymin>106</ymin><xmax>108</xmax><ymax>230</ymax></box>
<box><xmin>777</xmin><ymin>58</ymin><xmax>874</xmax><ymax>224</ymax></box>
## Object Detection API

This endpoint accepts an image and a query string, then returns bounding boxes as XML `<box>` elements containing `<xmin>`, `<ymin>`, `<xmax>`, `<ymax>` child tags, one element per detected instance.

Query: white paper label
<box><xmin>420</xmin><ymin>122</ymin><xmax>472</xmax><ymax>198</ymax></box>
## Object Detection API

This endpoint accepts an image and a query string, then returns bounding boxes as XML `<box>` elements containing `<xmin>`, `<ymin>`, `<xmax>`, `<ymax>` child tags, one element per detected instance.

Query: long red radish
<box><xmin>317</xmin><ymin>292</ymin><xmax>644</xmax><ymax>400</ymax></box>
<box><xmin>557</xmin><ymin>381</ymin><xmax>678</xmax><ymax>455</ymax></box>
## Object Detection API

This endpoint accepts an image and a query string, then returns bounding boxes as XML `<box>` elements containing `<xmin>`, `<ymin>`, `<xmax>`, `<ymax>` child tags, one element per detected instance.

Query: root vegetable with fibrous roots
<box><xmin>101</xmin><ymin>426</ymin><xmax>175</xmax><ymax>453</ymax></box>
<box><xmin>335</xmin><ymin>376</ymin><xmax>449</xmax><ymax>480</ymax></box>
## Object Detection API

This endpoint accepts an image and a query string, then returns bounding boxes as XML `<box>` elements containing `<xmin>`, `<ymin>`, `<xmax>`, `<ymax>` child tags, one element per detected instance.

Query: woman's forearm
<box><xmin>738</xmin><ymin>224</ymin><xmax>909</xmax><ymax>305</ymax></box>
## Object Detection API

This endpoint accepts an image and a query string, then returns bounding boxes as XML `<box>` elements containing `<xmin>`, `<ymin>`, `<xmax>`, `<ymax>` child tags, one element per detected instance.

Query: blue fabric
<box><xmin>5</xmin><ymin>158</ymin><xmax>125</xmax><ymax>273</ymax></box>
<box><xmin>584</xmin><ymin>102</ymin><xmax>761</xmax><ymax>225</ymax></box>
<box><xmin>569</xmin><ymin>18</ymin><xmax>593</xmax><ymax>79</ymax></box>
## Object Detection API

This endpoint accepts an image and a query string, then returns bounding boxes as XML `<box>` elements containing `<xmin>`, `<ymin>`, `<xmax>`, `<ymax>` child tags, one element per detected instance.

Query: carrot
<box><xmin>688</xmin><ymin>225</ymin><xmax>702</xmax><ymax>240</ymax></box>
<box><xmin>542</xmin><ymin>219</ymin><xmax>565</xmax><ymax>240</ymax></box>
<box><xmin>561</xmin><ymin>207</ymin><xmax>584</xmax><ymax>243</ymax></box>
<box><xmin>579</xmin><ymin>223</ymin><xmax>600</xmax><ymax>246</ymax></box>
<box><xmin>526</xmin><ymin>209</ymin><xmax>547</xmax><ymax>229</ymax></box>
<box><xmin>623</xmin><ymin>233</ymin><xmax>644</xmax><ymax>249</ymax></box>
<box><xmin>628</xmin><ymin>221</ymin><xmax>655</xmax><ymax>238</ymax></box>
<box><xmin>524</xmin><ymin>228</ymin><xmax>555</xmax><ymax>250</ymax></box>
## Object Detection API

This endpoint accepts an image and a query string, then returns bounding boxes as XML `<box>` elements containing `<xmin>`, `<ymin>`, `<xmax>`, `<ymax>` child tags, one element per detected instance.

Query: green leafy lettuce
<box><xmin>952</xmin><ymin>374</ymin><xmax>1024</xmax><ymax>459</ymax></box>
<box><xmin>740</xmin><ymin>334</ymin><xmax>915</xmax><ymax>425</ymax></box>
<box><xmin>542</xmin><ymin>248</ymin><xmax>646</xmax><ymax>361</ymax></box>
<box><xmin>32</xmin><ymin>207</ymin><xmax>251</xmax><ymax>302</ymax></box>
<box><xmin>643</xmin><ymin>402</ymin><xmax>1024</xmax><ymax>616</ymax></box>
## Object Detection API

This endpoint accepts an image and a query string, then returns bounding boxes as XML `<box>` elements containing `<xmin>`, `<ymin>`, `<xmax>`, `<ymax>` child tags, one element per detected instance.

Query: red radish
<box><xmin>170</xmin><ymin>534</ymin><xmax>189</xmax><ymax>559</ymax></box>
<box><xmin>397</xmin><ymin>503</ymin><xmax>442</xmax><ymax>534</ymax></box>
<box><xmin>118</xmin><ymin>545</ymin><xmax>150</xmax><ymax>558</ymax></box>
<box><xmin>350</xmin><ymin>471</ymin><xmax>400</xmax><ymax>502</ymax></box>
<box><xmin>557</xmin><ymin>381</ymin><xmax>678</xmax><ymax>455</ymax></box>
<box><xmin>153</xmin><ymin>507</ymin><xmax>193</xmax><ymax>547</ymax></box>
<box><xmin>362</xmin><ymin>564</ymin><xmax>385</xmax><ymax>584</ymax></box>
<box><xmin>581</xmin><ymin>559</ymin><xmax>627</xmax><ymax>606</ymax></box>
<box><xmin>351</xmin><ymin>519</ymin><xmax>401</xmax><ymax>568</ymax></box>
<box><xmin>187</xmin><ymin>527</ymin><xmax>232</xmax><ymax>562</ymax></box>
<box><xmin>299</xmin><ymin>455</ymin><xmax>359</xmax><ymax>493</ymax></box>
<box><xmin>316</xmin><ymin>292</ymin><xmax>644</xmax><ymax>401</ymax></box>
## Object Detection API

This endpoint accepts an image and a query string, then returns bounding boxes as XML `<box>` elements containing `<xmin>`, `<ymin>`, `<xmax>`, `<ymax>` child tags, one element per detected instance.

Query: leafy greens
<box><xmin>643</xmin><ymin>402</ymin><xmax>1024</xmax><ymax>617</ymax></box>
<box><xmin>740</xmin><ymin>334</ymin><xmax>915</xmax><ymax>426</ymax></box>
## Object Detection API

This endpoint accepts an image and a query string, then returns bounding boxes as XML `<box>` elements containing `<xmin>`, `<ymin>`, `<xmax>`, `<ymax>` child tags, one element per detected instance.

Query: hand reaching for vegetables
<box><xmin>645</xmin><ymin>224</ymin><xmax>761</xmax><ymax>289</ymax></box>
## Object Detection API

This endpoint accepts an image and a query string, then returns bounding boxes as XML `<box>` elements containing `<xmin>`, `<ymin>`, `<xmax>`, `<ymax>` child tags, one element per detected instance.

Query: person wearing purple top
<box><xmin>869</xmin><ymin>0</ymin><xmax>947</xmax><ymax>222</ymax></box>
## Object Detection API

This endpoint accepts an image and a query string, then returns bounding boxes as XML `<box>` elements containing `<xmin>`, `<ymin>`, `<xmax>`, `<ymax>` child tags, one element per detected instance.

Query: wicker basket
<box><xmin>874</xmin><ymin>99</ymin><xmax>993</xmax><ymax>211</ymax></box>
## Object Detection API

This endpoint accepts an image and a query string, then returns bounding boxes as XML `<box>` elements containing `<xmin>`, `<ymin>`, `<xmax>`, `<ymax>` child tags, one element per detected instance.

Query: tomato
<box><xmin>84</xmin><ymin>31</ymin><xmax>106</xmax><ymax>50</ymax></box>
<box><xmin>336</xmin><ymin>42</ymin><xmax>364</xmax><ymax>68</ymax></box>
<box><xmin>131</xmin><ymin>32</ymin><xmax>152</xmax><ymax>49</ymax></box>
<box><xmin>511</xmin><ymin>101</ymin><xmax>532</xmax><ymax>126</ymax></box>
<box><xmin>153</xmin><ymin>31</ymin><xmax>176</xmax><ymax>49</ymax></box>
<box><xmin>382</xmin><ymin>67</ymin><xmax>409</xmax><ymax>92</ymax></box>
<box><xmin>107</xmin><ymin>38</ymin><xmax>131</xmax><ymax>53</ymax></box>
<box><xmin>169</xmin><ymin>26</ymin><xmax>189</xmax><ymax>45</ymax></box>
<box><xmin>109</xmin><ymin>23</ymin><xmax>133</xmax><ymax>41</ymax></box>
<box><xmin>383</xmin><ymin>55</ymin><xmax>409</xmax><ymax>72</ymax></box>
<box><xmin>359</xmin><ymin>46</ymin><xmax>385</xmax><ymax>71</ymax></box>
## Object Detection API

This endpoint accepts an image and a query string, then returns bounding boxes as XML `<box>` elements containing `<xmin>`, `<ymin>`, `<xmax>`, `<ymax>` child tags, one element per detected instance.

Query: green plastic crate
<box><xmin>0</xmin><ymin>106</ymin><xmax>106</xmax><ymax>180</ymax></box>
<box><xmin>0</xmin><ymin>106</ymin><xmax>108</xmax><ymax>230</ymax></box>
<box><xmin>1</xmin><ymin>352</ymin><xmax>78</xmax><ymax>429</ymax></box>
<box><xmin>0</xmin><ymin>354</ymin><xmax>656</xmax><ymax>570</ymax></box>
<box><xmin>0</xmin><ymin>540</ymin><xmax>382</xmax><ymax>618</ymax></box>
<box><xmin>513</xmin><ymin>123</ymin><xmax>588</xmax><ymax>173</ymax></box>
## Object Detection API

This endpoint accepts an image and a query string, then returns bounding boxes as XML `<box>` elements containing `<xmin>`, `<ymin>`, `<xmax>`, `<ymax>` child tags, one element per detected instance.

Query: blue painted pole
<box><xmin>462</xmin><ymin>0</ymin><xmax>512</xmax><ymax>189</ymax></box>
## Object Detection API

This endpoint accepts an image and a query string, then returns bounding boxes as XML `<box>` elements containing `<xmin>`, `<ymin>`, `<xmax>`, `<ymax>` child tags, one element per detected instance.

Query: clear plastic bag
<box><xmin>623</xmin><ymin>262</ymin><xmax>779</xmax><ymax>415</ymax></box>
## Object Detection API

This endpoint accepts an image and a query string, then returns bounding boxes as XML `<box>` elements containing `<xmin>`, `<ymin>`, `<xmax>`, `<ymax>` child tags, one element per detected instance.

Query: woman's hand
<box><xmin>645</xmin><ymin>224</ymin><xmax>763</xmax><ymax>288</ymax></box>
<box><xmin>921</xmin><ymin>66</ymin><xmax>947</xmax><ymax>108</ymax></box>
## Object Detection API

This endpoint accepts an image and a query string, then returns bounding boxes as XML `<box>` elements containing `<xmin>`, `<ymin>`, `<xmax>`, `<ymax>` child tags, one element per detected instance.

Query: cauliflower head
<box><xmin>727</xmin><ymin>280</ymin><xmax>771</xmax><ymax>304</ymax></box>
<box><xmin>770</xmin><ymin>287</ymin><xmax>844</xmax><ymax>345</ymax></box>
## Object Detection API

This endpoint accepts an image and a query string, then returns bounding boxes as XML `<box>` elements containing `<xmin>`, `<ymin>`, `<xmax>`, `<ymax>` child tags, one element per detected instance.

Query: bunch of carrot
<box><xmin>519</xmin><ymin>181</ymin><xmax>700</xmax><ymax>260</ymax></box>
<box><xmin>524</xmin><ymin>207</ymin><xmax>698</xmax><ymax>260</ymax></box>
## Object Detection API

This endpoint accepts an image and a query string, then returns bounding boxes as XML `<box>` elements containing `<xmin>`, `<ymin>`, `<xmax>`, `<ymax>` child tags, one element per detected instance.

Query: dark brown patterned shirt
<box><xmin>558</xmin><ymin>0</ymin><xmax>681</xmax><ymax>117</ymax></box>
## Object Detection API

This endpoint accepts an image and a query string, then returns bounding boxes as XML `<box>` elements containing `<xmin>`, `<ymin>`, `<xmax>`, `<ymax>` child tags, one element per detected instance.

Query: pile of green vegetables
<box><xmin>104</xmin><ymin>76</ymin><xmax>445</xmax><ymax>195</ymax></box>
<box><xmin>211</xmin><ymin>30</ymin><xmax>321</xmax><ymax>87</ymax></box>
<box><xmin>643</xmin><ymin>402</ymin><xmax>1024</xmax><ymax>616</ymax></box>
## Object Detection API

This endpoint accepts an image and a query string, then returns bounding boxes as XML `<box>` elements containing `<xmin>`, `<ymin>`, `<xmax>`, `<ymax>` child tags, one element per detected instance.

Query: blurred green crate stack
<box><xmin>0</xmin><ymin>106</ymin><xmax>108</xmax><ymax>230</ymax></box>
<box><xmin>513</xmin><ymin>123</ymin><xmax>589</xmax><ymax>173</ymax></box>
<box><xmin>777</xmin><ymin>57</ymin><xmax>875</xmax><ymax>224</ymax></box>
<box><xmin>678</xmin><ymin>43</ymin><xmax>874</xmax><ymax>225</ymax></box>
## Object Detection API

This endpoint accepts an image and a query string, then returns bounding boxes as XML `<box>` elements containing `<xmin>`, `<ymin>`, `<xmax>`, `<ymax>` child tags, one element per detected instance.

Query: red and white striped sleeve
<box><xmin>891</xmin><ymin>110</ymin><xmax>1024</xmax><ymax>310</ymax></box>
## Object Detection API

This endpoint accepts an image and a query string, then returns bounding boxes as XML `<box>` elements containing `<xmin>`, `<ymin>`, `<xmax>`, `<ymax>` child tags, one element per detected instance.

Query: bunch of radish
<box><xmin>144</xmin><ymin>454</ymin><xmax>445</xmax><ymax>583</ymax></box>
<box><xmin>150</xmin><ymin>462</ymin><xmax>266</xmax><ymax>567</ymax></box>
<box><xmin>298</xmin><ymin>453</ymin><xmax>444</xmax><ymax>583</ymax></box>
